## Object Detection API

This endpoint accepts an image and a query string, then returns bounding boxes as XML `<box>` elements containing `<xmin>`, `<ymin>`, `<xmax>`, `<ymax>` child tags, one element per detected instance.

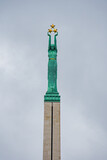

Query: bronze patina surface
<box><xmin>44</xmin><ymin>24</ymin><xmax>60</xmax><ymax>102</ymax></box>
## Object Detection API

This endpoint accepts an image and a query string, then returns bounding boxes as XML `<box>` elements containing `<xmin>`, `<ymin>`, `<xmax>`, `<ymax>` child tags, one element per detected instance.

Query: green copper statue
<box><xmin>44</xmin><ymin>24</ymin><xmax>60</xmax><ymax>102</ymax></box>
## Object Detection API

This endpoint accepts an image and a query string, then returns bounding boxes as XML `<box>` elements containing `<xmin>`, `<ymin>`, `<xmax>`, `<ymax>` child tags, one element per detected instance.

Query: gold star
<box><xmin>51</xmin><ymin>24</ymin><xmax>55</xmax><ymax>28</ymax></box>
<box><xmin>53</xmin><ymin>29</ymin><xmax>57</xmax><ymax>33</ymax></box>
<box><xmin>48</xmin><ymin>28</ymin><xmax>52</xmax><ymax>33</ymax></box>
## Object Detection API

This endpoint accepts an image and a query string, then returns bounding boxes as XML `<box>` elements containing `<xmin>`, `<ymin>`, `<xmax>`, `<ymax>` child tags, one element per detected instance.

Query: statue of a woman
<box><xmin>47</xmin><ymin>32</ymin><xmax>58</xmax><ymax>93</ymax></box>
<box><xmin>44</xmin><ymin>25</ymin><xmax>60</xmax><ymax>102</ymax></box>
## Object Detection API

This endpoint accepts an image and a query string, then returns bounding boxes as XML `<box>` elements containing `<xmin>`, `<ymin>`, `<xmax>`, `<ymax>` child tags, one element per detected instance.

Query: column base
<box><xmin>44</xmin><ymin>92</ymin><xmax>60</xmax><ymax>102</ymax></box>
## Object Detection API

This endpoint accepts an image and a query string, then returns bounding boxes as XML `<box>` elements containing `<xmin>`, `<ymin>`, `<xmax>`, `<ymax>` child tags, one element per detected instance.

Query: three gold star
<box><xmin>48</xmin><ymin>24</ymin><xmax>58</xmax><ymax>33</ymax></box>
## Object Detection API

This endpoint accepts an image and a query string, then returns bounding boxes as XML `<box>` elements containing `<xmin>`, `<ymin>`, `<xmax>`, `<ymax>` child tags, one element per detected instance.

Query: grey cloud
<box><xmin>0</xmin><ymin>0</ymin><xmax>107</xmax><ymax>160</ymax></box>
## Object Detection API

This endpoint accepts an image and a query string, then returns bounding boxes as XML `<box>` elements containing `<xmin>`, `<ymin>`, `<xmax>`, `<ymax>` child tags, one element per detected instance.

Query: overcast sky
<box><xmin>0</xmin><ymin>0</ymin><xmax>107</xmax><ymax>160</ymax></box>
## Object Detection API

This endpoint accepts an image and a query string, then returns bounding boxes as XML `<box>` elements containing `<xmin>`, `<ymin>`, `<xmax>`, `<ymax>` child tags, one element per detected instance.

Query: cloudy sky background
<box><xmin>0</xmin><ymin>0</ymin><xmax>107</xmax><ymax>159</ymax></box>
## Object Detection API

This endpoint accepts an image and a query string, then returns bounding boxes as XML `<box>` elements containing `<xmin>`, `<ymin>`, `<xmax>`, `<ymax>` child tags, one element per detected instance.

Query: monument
<box><xmin>43</xmin><ymin>24</ymin><xmax>61</xmax><ymax>160</ymax></box>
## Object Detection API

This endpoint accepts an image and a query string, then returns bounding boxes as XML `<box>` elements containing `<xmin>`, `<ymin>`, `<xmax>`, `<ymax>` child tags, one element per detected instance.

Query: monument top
<box><xmin>44</xmin><ymin>24</ymin><xmax>60</xmax><ymax>102</ymax></box>
<box><xmin>48</xmin><ymin>24</ymin><xmax>58</xmax><ymax>33</ymax></box>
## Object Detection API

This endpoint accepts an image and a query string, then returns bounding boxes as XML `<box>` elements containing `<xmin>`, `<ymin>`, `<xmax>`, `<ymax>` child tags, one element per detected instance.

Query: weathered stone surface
<box><xmin>53</xmin><ymin>102</ymin><xmax>61</xmax><ymax>160</ymax></box>
<box><xmin>43</xmin><ymin>102</ymin><xmax>51</xmax><ymax>160</ymax></box>
<box><xmin>43</xmin><ymin>102</ymin><xmax>61</xmax><ymax>160</ymax></box>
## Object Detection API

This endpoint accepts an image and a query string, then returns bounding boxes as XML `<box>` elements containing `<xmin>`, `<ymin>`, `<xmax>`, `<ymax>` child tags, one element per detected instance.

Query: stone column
<box><xmin>43</xmin><ymin>102</ymin><xmax>61</xmax><ymax>160</ymax></box>
<box><xmin>53</xmin><ymin>102</ymin><xmax>61</xmax><ymax>160</ymax></box>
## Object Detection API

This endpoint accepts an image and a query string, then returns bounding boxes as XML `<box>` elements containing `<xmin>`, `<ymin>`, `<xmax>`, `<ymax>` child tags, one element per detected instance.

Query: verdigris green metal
<box><xmin>44</xmin><ymin>31</ymin><xmax>60</xmax><ymax>102</ymax></box>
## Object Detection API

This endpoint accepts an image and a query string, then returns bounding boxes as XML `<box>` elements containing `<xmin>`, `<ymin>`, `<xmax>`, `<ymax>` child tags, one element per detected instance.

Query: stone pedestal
<box><xmin>43</xmin><ymin>102</ymin><xmax>61</xmax><ymax>160</ymax></box>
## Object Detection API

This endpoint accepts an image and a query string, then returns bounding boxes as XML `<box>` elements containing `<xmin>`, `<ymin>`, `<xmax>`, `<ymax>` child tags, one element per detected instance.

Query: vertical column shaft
<box><xmin>53</xmin><ymin>102</ymin><xmax>61</xmax><ymax>160</ymax></box>
<box><xmin>43</xmin><ymin>102</ymin><xmax>52</xmax><ymax>160</ymax></box>
<box><xmin>51</xmin><ymin>102</ymin><xmax>53</xmax><ymax>160</ymax></box>
<box><xmin>43</xmin><ymin>102</ymin><xmax>61</xmax><ymax>160</ymax></box>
